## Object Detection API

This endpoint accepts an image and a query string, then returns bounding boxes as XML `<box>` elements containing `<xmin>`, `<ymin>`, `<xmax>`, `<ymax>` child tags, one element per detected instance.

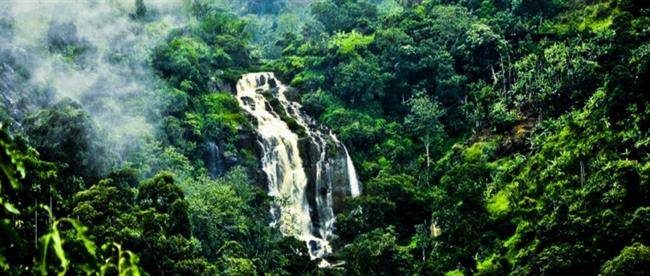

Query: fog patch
<box><xmin>1</xmin><ymin>0</ymin><xmax>189</xmax><ymax>161</ymax></box>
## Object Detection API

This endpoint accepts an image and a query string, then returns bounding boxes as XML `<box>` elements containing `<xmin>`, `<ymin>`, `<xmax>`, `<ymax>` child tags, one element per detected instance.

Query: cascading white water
<box><xmin>331</xmin><ymin>133</ymin><xmax>361</xmax><ymax>197</ymax></box>
<box><xmin>344</xmin><ymin>147</ymin><xmax>361</xmax><ymax>196</ymax></box>
<box><xmin>236</xmin><ymin>72</ymin><xmax>360</xmax><ymax>261</ymax></box>
<box><xmin>236</xmin><ymin>73</ymin><xmax>324</xmax><ymax>255</ymax></box>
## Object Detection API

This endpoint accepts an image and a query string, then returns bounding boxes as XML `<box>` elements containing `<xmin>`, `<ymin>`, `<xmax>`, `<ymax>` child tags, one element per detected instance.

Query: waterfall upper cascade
<box><xmin>236</xmin><ymin>72</ymin><xmax>361</xmax><ymax>261</ymax></box>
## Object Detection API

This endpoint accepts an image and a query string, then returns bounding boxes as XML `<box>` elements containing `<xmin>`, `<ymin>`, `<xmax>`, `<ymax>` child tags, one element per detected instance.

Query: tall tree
<box><xmin>405</xmin><ymin>94</ymin><xmax>445</xmax><ymax>170</ymax></box>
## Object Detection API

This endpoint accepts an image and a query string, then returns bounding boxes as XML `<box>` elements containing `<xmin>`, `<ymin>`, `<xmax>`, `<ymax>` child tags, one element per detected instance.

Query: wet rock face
<box><xmin>299</xmin><ymin>129</ymin><xmax>353</xmax><ymax>231</ymax></box>
<box><xmin>205</xmin><ymin>141</ymin><xmax>225</xmax><ymax>178</ymax></box>
<box><xmin>235</xmin><ymin>124</ymin><xmax>269</xmax><ymax>188</ymax></box>
<box><xmin>213</xmin><ymin>79</ymin><xmax>235</xmax><ymax>93</ymax></box>
<box><xmin>300</xmin><ymin>137</ymin><xmax>321</xmax><ymax>232</ymax></box>
<box><xmin>283</xmin><ymin>87</ymin><xmax>300</xmax><ymax>102</ymax></box>
<box><xmin>329</xmin><ymin>155</ymin><xmax>351</xmax><ymax>214</ymax></box>
<box><xmin>206</xmin><ymin>125</ymin><xmax>258</xmax><ymax>180</ymax></box>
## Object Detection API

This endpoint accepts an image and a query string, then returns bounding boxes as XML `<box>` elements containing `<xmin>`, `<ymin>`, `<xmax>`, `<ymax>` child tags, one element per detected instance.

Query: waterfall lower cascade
<box><xmin>236</xmin><ymin>73</ymin><xmax>361</xmax><ymax>263</ymax></box>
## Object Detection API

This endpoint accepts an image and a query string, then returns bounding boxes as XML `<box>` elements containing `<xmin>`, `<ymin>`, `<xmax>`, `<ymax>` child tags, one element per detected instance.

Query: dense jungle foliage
<box><xmin>0</xmin><ymin>0</ymin><xmax>648</xmax><ymax>275</ymax></box>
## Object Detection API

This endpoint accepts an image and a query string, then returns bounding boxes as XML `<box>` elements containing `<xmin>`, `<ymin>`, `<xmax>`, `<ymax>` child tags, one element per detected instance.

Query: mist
<box><xmin>0</xmin><ymin>0</ymin><xmax>189</xmax><ymax>162</ymax></box>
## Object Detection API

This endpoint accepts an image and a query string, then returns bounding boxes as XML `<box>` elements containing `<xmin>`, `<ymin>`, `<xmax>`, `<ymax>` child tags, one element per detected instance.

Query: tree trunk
<box><xmin>580</xmin><ymin>160</ymin><xmax>585</xmax><ymax>185</ymax></box>
<box><xmin>35</xmin><ymin>199</ymin><xmax>38</xmax><ymax>247</ymax></box>
<box><xmin>425</xmin><ymin>141</ymin><xmax>430</xmax><ymax>169</ymax></box>
<box><xmin>425</xmin><ymin>140</ymin><xmax>431</xmax><ymax>184</ymax></box>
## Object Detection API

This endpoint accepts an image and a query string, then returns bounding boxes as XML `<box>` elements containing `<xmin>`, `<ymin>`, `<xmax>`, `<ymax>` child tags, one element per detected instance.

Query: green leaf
<box><xmin>3</xmin><ymin>202</ymin><xmax>19</xmax><ymax>215</ymax></box>
<box><xmin>61</xmin><ymin>218</ymin><xmax>97</xmax><ymax>257</ymax></box>
<box><xmin>50</xmin><ymin>224</ymin><xmax>69</xmax><ymax>276</ymax></box>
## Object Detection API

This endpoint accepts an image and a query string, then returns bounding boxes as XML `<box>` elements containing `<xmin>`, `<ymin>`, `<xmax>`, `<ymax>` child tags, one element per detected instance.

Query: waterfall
<box><xmin>205</xmin><ymin>141</ymin><xmax>224</xmax><ymax>178</ymax></box>
<box><xmin>344</xmin><ymin>147</ymin><xmax>361</xmax><ymax>197</ymax></box>
<box><xmin>236</xmin><ymin>72</ymin><xmax>360</xmax><ymax>261</ymax></box>
<box><xmin>331</xmin><ymin>133</ymin><xmax>361</xmax><ymax>197</ymax></box>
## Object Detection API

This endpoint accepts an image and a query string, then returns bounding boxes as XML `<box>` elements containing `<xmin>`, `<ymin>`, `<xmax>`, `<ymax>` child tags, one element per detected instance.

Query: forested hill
<box><xmin>1</xmin><ymin>0</ymin><xmax>649</xmax><ymax>275</ymax></box>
